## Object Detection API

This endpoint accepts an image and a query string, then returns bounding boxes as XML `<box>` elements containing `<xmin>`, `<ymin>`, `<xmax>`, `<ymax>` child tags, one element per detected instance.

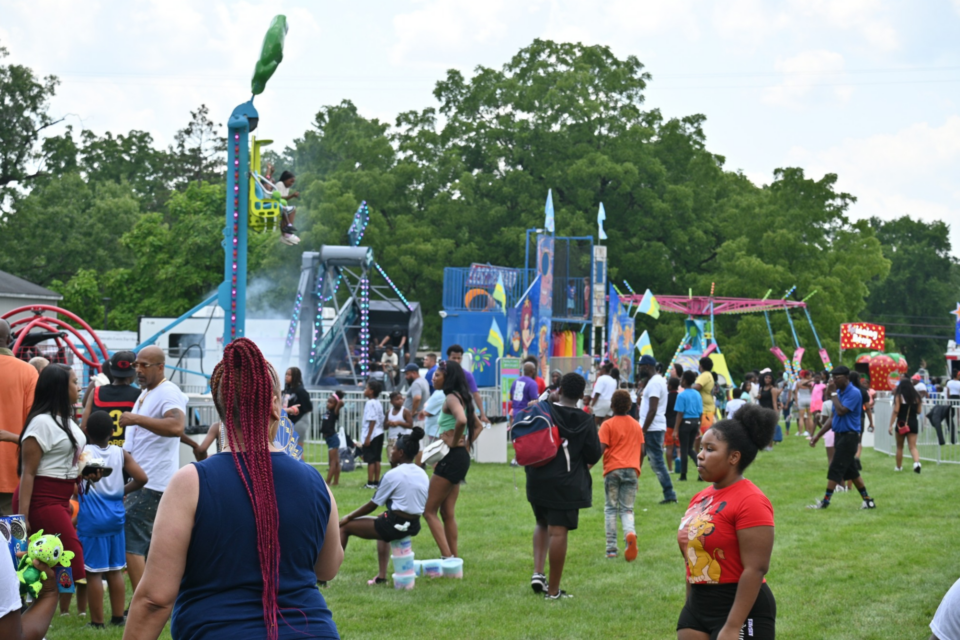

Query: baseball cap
<box><xmin>403</xmin><ymin>363</ymin><xmax>420</xmax><ymax>373</ymax></box>
<box><xmin>109</xmin><ymin>350</ymin><xmax>136</xmax><ymax>378</ymax></box>
<box><xmin>911</xmin><ymin>374</ymin><xmax>921</xmax><ymax>382</ymax></box>
<box><xmin>638</xmin><ymin>355</ymin><xmax>657</xmax><ymax>367</ymax></box>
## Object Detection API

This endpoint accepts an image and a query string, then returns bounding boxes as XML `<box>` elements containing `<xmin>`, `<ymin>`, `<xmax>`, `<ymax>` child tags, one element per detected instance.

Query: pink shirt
<box><xmin>810</xmin><ymin>383</ymin><xmax>827</xmax><ymax>412</ymax></box>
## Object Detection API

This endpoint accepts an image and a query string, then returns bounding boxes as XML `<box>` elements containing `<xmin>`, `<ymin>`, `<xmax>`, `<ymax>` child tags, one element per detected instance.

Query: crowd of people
<box><xmin>2</xmin><ymin>315</ymin><xmax>959</xmax><ymax>638</ymax></box>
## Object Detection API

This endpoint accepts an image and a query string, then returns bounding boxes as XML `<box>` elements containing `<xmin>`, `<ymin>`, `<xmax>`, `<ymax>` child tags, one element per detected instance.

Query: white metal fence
<box><xmin>873</xmin><ymin>395</ymin><xmax>960</xmax><ymax>464</ymax></box>
<box><xmin>186</xmin><ymin>386</ymin><xmax>503</xmax><ymax>464</ymax></box>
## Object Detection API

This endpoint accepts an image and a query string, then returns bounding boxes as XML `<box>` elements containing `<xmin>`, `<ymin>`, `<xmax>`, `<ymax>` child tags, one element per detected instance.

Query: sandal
<box><xmin>367</xmin><ymin>577</ymin><xmax>387</xmax><ymax>585</ymax></box>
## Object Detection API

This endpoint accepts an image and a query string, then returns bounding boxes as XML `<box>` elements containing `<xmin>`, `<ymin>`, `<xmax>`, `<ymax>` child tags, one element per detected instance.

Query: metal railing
<box><xmin>873</xmin><ymin>395</ymin><xmax>960</xmax><ymax>464</ymax></box>
<box><xmin>186</xmin><ymin>386</ymin><xmax>503</xmax><ymax>466</ymax></box>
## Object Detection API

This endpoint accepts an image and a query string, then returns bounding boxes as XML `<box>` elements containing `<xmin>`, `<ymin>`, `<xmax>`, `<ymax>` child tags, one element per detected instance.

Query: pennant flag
<box><xmin>487</xmin><ymin>318</ymin><xmax>504</xmax><ymax>359</ymax></box>
<box><xmin>544</xmin><ymin>189</ymin><xmax>555</xmax><ymax>233</ymax></box>
<box><xmin>635</xmin><ymin>330</ymin><xmax>653</xmax><ymax>357</ymax></box>
<box><xmin>493</xmin><ymin>273</ymin><xmax>507</xmax><ymax>311</ymax></box>
<box><xmin>597</xmin><ymin>202</ymin><xmax>607</xmax><ymax>240</ymax></box>
<box><xmin>637</xmin><ymin>289</ymin><xmax>660</xmax><ymax>319</ymax></box>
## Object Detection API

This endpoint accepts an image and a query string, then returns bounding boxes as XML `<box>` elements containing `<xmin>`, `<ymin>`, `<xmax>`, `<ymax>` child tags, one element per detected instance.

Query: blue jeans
<box><xmin>604</xmin><ymin>468</ymin><xmax>638</xmax><ymax>552</ymax></box>
<box><xmin>644</xmin><ymin>430</ymin><xmax>676</xmax><ymax>502</ymax></box>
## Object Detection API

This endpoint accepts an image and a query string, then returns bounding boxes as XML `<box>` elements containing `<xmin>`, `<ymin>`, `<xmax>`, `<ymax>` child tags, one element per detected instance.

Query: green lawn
<box><xmin>48</xmin><ymin>434</ymin><xmax>957</xmax><ymax>639</ymax></box>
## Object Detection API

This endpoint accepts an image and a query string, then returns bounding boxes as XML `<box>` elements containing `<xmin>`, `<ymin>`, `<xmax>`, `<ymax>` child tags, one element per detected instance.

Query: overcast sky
<box><xmin>2</xmin><ymin>0</ymin><xmax>959</xmax><ymax>252</ymax></box>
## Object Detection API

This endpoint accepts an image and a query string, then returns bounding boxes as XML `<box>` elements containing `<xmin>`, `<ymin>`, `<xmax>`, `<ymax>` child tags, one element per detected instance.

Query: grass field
<box><xmin>47</xmin><ymin>433</ymin><xmax>958</xmax><ymax>639</ymax></box>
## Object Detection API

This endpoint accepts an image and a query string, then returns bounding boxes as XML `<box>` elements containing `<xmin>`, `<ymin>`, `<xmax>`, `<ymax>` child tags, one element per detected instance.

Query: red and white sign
<box><xmin>840</xmin><ymin>323</ymin><xmax>885</xmax><ymax>351</ymax></box>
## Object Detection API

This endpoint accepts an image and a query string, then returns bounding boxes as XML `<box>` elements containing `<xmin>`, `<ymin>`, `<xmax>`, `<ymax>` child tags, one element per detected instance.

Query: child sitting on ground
<box><xmin>598</xmin><ymin>390</ymin><xmax>644</xmax><ymax>561</ymax></box>
<box><xmin>339</xmin><ymin>427</ymin><xmax>429</xmax><ymax>584</ymax></box>
<box><xmin>77</xmin><ymin>411</ymin><xmax>147</xmax><ymax>628</ymax></box>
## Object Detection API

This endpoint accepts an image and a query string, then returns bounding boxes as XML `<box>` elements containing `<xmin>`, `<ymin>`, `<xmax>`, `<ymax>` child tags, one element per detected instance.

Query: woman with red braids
<box><xmin>124</xmin><ymin>338</ymin><xmax>343</xmax><ymax>640</ymax></box>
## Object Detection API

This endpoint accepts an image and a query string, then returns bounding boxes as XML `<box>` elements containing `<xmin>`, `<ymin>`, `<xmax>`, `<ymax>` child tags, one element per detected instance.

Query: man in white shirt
<box><xmin>589</xmin><ymin>363</ymin><xmax>618</xmax><ymax>426</ymax></box>
<box><xmin>381</xmin><ymin>346</ymin><xmax>399</xmax><ymax>387</ymax></box>
<box><xmin>637</xmin><ymin>355</ymin><xmax>676</xmax><ymax>504</ymax></box>
<box><xmin>119</xmin><ymin>346</ymin><xmax>186</xmax><ymax>595</ymax></box>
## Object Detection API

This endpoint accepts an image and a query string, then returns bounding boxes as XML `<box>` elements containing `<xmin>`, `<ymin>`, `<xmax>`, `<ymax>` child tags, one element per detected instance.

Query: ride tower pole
<box><xmin>220</xmin><ymin>103</ymin><xmax>257</xmax><ymax>345</ymax></box>
<box><xmin>219</xmin><ymin>14</ymin><xmax>288</xmax><ymax>346</ymax></box>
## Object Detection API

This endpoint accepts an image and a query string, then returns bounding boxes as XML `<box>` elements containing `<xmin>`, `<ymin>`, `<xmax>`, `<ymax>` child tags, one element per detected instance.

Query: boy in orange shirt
<box><xmin>599</xmin><ymin>390</ymin><xmax>645</xmax><ymax>561</ymax></box>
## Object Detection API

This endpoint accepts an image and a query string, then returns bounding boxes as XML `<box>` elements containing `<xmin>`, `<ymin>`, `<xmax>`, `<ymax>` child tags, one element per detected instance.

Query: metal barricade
<box><xmin>873</xmin><ymin>395</ymin><xmax>960</xmax><ymax>464</ymax></box>
<box><xmin>302</xmin><ymin>387</ymin><xmax>502</xmax><ymax>464</ymax></box>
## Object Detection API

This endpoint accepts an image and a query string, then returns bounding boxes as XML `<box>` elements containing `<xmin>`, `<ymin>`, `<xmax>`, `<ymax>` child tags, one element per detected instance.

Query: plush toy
<box><xmin>16</xmin><ymin>530</ymin><xmax>74</xmax><ymax>597</ymax></box>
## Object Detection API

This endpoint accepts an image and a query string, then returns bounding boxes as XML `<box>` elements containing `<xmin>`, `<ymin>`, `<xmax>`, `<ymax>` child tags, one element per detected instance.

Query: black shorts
<box><xmin>531</xmin><ymin>503</ymin><xmax>580</xmax><ymax>530</ymax></box>
<box><xmin>362</xmin><ymin>434</ymin><xmax>385</xmax><ymax>463</ymax></box>
<box><xmin>678</xmin><ymin>582</ymin><xmax>776</xmax><ymax>639</ymax></box>
<box><xmin>828</xmin><ymin>431</ymin><xmax>862</xmax><ymax>483</ymax></box>
<box><xmin>373</xmin><ymin>511</ymin><xmax>422</xmax><ymax>542</ymax></box>
<box><xmin>434</xmin><ymin>446</ymin><xmax>470</xmax><ymax>484</ymax></box>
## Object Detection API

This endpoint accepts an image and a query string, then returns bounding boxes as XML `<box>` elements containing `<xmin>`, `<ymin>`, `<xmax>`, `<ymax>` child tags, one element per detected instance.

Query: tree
<box><xmin>0</xmin><ymin>45</ymin><xmax>61</xmax><ymax>196</ymax></box>
<box><xmin>863</xmin><ymin>216</ymin><xmax>958</xmax><ymax>375</ymax></box>
<box><xmin>0</xmin><ymin>175</ymin><xmax>139</xmax><ymax>286</ymax></box>
<box><xmin>169</xmin><ymin>104</ymin><xmax>226</xmax><ymax>188</ymax></box>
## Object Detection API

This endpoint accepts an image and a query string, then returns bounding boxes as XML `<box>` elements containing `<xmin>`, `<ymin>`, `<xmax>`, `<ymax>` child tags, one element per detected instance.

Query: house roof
<box><xmin>0</xmin><ymin>270</ymin><xmax>63</xmax><ymax>301</ymax></box>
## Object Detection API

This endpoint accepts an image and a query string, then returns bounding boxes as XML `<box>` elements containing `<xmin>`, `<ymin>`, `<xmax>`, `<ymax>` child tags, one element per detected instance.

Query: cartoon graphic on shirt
<box><xmin>680</xmin><ymin>496</ymin><xmax>727</xmax><ymax>584</ymax></box>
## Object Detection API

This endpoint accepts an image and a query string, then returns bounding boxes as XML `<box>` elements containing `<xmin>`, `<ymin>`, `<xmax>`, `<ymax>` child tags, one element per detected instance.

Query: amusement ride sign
<box><xmin>839</xmin><ymin>323</ymin><xmax>886</xmax><ymax>351</ymax></box>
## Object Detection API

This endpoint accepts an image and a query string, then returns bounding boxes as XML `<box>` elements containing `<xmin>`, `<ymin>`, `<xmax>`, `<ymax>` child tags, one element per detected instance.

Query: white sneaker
<box><xmin>894</xmin><ymin>466</ymin><xmax>902</xmax><ymax>472</ymax></box>
<box><xmin>280</xmin><ymin>234</ymin><xmax>295</xmax><ymax>245</ymax></box>
<box><xmin>802</xmin><ymin>432</ymin><xmax>811</xmax><ymax>438</ymax></box>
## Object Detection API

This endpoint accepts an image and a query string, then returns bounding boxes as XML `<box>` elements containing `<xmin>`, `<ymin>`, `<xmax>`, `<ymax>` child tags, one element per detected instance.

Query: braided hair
<box><xmin>217</xmin><ymin>338</ymin><xmax>281</xmax><ymax>640</ymax></box>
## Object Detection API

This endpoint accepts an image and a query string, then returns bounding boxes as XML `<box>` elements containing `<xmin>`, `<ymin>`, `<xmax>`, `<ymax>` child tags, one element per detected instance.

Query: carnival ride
<box><xmin>279</xmin><ymin>202</ymin><xmax>421</xmax><ymax>388</ymax></box>
<box><xmin>619</xmin><ymin>287</ymin><xmax>832</xmax><ymax>383</ymax></box>
<box><xmin>132</xmin><ymin>15</ymin><xmax>291</xmax><ymax>381</ymax></box>
<box><xmin>1</xmin><ymin>305</ymin><xmax>109</xmax><ymax>371</ymax></box>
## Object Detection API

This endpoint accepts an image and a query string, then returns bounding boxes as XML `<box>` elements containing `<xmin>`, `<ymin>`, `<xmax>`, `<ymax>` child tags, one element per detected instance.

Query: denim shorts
<box><xmin>325</xmin><ymin>434</ymin><xmax>341</xmax><ymax>450</ymax></box>
<box><xmin>124</xmin><ymin>488</ymin><xmax>163</xmax><ymax>556</ymax></box>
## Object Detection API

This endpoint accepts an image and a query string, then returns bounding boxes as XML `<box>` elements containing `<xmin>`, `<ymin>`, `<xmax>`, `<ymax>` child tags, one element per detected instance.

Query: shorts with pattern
<box><xmin>124</xmin><ymin>487</ymin><xmax>163</xmax><ymax>557</ymax></box>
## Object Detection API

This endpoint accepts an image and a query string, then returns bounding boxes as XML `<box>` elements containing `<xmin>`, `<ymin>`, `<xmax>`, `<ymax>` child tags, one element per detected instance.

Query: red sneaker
<box><xmin>625</xmin><ymin>532</ymin><xmax>638</xmax><ymax>562</ymax></box>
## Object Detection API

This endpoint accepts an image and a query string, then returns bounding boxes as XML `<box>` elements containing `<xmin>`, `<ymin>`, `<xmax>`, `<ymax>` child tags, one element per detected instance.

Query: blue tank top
<box><xmin>171</xmin><ymin>453</ymin><xmax>338</xmax><ymax>639</ymax></box>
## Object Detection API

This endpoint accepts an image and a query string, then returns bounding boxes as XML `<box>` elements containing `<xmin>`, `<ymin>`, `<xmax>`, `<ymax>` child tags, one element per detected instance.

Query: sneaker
<box><xmin>834</xmin><ymin>485</ymin><xmax>847</xmax><ymax>493</ymax></box>
<box><xmin>807</xmin><ymin>500</ymin><xmax>830</xmax><ymax>509</ymax></box>
<box><xmin>109</xmin><ymin>616</ymin><xmax>125</xmax><ymax>627</ymax></box>
<box><xmin>366</xmin><ymin>576</ymin><xmax>387</xmax><ymax>585</ymax></box>
<box><xmin>362</xmin><ymin>483</ymin><xmax>376</xmax><ymax>489</ymax></box>
<box><xmin>860</xmin><ymin>499</ymin><xmax>876</xmax><ymax>509</ymax></box>
<box><xmin>544</xmin><ymin>590</ymin><xmax>573</xmax><ymax>600</ymax></box>
<box><xmin>606</xmin><ymin>551</ymin><xmax>618</xmax><ymax>559</ymax></box>
<box><xmin>894</xmin><ymin>466</ymin><xmax>902</xmax><ymax>472</ymax></box>
<box><xmin>802</xmin><ymin>431</ymin><xmax>811</xmax><ymax>438</ymax></box>
<box><xmin>280</xmin><ymin>233</ymin><xmax>295</xmax><ymax>246</ymax></box>
<box><xmin>530</xmin><ymin>573</ymin><xmax>546</xmax><ymax>594</ymax></box>
<box><xmin>624</xmin><ymin>532</ymin><xmax>638</xmax><ymax>563</ymax></box>
<box><xmin>659</xmin><ymin>498</ymin><xmax>678</xmax><ymax>505</ymax></box>
<box><xmin>914</xmin><ymin>462</ymin><xmax>921</xmax><ymax>474</ymax></box>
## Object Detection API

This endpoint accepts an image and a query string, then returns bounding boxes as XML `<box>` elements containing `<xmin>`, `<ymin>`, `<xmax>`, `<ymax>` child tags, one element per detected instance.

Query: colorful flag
<box><xmin>544</xmin><ymin>189</ymin><xmax>555</xmax><ymax>233</ymax></box>
<box><xmin>635</xmin><ymin>330</ymin><xmax>653</xmax><ymax>357</ymax></box>
<box><xmin>493</xmin><ymin>273</ymin><xmax>507</xmax><ymax>311</ymax></box>
<box><xmin>487</xmin><ymin>318</ymin><xmax>504</xmax><ymax>359</ymax></box>
<box><xmin>637</xmin><ymin>289</ymin><xmax>660</xmax><ymax>319</ymax></box>
<box><xmin>597</xmin><ymin>202</ymin><xmax>607</xmax><ymax>240</ymax></box>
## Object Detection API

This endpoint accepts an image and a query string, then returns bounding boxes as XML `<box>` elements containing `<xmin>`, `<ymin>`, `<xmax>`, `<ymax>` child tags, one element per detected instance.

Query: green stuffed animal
<box><xmin>16</xmin><ymin>529</ymin><xmax>74</xmax><ymax>597</ymax></box>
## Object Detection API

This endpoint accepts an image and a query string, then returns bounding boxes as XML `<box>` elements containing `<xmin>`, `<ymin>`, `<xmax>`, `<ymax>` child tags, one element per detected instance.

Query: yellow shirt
<box><xmin>696</xmin><ymin>371</ymin><xmax>716</xmax><ymax>414</ymax></box>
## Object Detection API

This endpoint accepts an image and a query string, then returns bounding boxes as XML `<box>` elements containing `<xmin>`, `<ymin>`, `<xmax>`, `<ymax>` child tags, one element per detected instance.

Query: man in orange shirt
<box><xmin>599</xmin><ymin>389</ymin><xmax>645</xmax><ymax>562</ymax></box>
<box><xmin>0</xmin><ymin>319</ymin><xmax>39</xmax><ymax>515</ymax></box>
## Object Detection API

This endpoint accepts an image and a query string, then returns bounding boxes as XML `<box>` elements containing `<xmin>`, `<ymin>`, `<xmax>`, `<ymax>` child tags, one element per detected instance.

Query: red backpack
<box><xmin>510</xmin><ymin>401</ymin><xmax>570</xmax><ymax>470</ymax></box>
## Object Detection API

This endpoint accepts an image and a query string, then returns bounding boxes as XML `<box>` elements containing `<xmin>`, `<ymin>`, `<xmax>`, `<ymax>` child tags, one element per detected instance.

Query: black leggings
<box><xmin>678</xmin><ymin>419</ymin><xmax>700</xmax><ymax>479</ymax></box>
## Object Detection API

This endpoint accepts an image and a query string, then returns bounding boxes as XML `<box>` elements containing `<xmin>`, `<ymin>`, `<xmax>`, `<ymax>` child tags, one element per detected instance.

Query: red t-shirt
<box><xmin>677</xmin><ymin>479</ymin><xmax>774</xmax><ymax>585</ymax></box>
<box><xmin>535</xmin><ymin>377</ymin><xmax>546</xmax><ymax>395</ymax></box>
